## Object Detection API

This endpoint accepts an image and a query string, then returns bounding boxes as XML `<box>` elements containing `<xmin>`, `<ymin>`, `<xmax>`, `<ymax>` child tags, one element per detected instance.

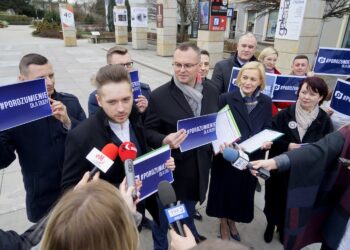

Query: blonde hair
<box><xmin>41</xmin><ymin>180</ymin><xmax>139</xmax><ymax>250</ymax></box>
<box><xmin>258</xmin><ymin>47</ymin><xmax>278</xmax><ymax>62</ymax></box>
<box><xmin>236</xmin><ymin>61</ymin><xmax>266</xmax><ymax>91</ymax></box>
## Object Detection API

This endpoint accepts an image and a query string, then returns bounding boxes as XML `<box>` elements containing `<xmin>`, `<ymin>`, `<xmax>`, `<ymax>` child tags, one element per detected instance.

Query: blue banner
<box><xmin>164</xmin><ymin>204</ymin><xmax>189</xmax><ymax>224</ymax></box>
<box><xmin>272</xmin><ymin>75</ymin><xmax>304</xmax><ymax>102</ymax></box>
<box><xmin>330</xmin><ymin>79</ymin><xmax>350</xmax><ymax>116</ymax></box>
<box><xmin>227</xmin><ymin>67</ymin><xmax>304</xmax><ymax>101</ymax></box>
<box><xmin>0</xmin><ymin>79</ymin><xmax>52</xmax><ymax>132</ymax></box>
<box><xmin>177</xmin><ymin>113</ymin><xmax>217</xmax><ymax>152</ymax></box>
<box><xmin>314</xmin><ymin>47</ymin><xmax>350</xmax><ymax>76</ymax></box>
<box><xmin>129</xmin><ymin>70</ymin><xmax>142</xmax><ymax>100</ymax></box>
<box><xmin>134</xmin><ymin>146</ymin><xmax>173</xmax><ymax>201</ymax></box>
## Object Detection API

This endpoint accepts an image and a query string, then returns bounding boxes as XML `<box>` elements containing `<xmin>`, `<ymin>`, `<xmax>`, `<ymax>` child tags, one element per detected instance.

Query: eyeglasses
<box><xmin>172</xmin><ymin>62</ymin><xmax>199</xmax><ymax>70</ymax></box>
<box><xmin>119</xmin><ymin>62</ymin><xmax>133</xmax><ymax>68</ymax></box>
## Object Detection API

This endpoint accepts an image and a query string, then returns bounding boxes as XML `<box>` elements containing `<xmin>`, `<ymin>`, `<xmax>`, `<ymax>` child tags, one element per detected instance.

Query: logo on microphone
<box><xmin>164</xmin><ymin>204</ymin><xmax>189</xmax><ymax>224</ymax></box>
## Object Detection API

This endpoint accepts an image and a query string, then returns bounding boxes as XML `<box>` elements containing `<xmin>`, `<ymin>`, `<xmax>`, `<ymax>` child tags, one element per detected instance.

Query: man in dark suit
<box><xmin>0</xmin><ymin>53</ymin><xmax>86</xmax><ymax>222</ymax></box>
<box><xmin>211</xmin><ymin>32</ymin><xmax>257</xmax><ymax>93</ymax></box>
<box><xmin>88</xmin><ymin>45</ymin><xmax>151</xmax><ymax>116</ymax></box>
<box><xmin>145</xmin><ymin>42</ymin><xmax>219</xmax><ymax>247</ymax></box>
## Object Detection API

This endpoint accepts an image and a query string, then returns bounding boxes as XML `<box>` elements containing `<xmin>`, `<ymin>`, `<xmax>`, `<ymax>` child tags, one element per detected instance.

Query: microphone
<box><xmin>223</xmin><ymin>147</ymin><xmax>270</xmax><ymax>180</ymax></box>
<box><xmin>86</xmin><ymin>143</ymin><xmax>119</xmax><ymax>179</ymax></box>
<box><xmin>119</xmin><ymin>141</ymin><xmax>138</xmax><ymax>200</ymax></box>
<box><xmin>158</xmin><ymin>181</ymin><xmax>186</xmax><ymax>237</ymax></box>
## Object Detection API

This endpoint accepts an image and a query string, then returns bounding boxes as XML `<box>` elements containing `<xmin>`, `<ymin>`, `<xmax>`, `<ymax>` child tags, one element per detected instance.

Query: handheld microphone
<box><xmin>223</xmin><ymin>147</ymin><xmax>270</xmax><ymax>180</ymax></box>
<box><xmin>86</xmin><ymin>143</ymin><xmax>119</xmax><ymax>179</ymax></box>
<box><xmin>119</xmin><ymin>141</ymin><xmax>138</xmax><ymax>200</ymax></box>
<box><xmin>158</xmin><ymin>181</ymin><xmax>186</xmax><ymax>237</ymax></box>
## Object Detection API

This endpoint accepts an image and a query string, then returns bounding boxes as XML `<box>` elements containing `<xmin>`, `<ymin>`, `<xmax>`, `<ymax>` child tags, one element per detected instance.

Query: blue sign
<box><xmin>0</xmin><ymin>79</ymin><xmax>52</xmax><ymax>132</ymax></box>
<box><xmin>134</xmin><ymin>146</ymin><xmax>173</xmax><ymax>201</ymax></box>
<box><xmin>330</xmin><ymin>79</ymin><xmax>350</xmax><ymax>116</ymax></box>
<box><xmin>227</xmin><ymin>67</ymin><xmax>240</xmax><ymax>92</ymax></box>
<box><xmin>272</xmin><ymin>75</ymin><xmax>304</xmax><ymax>102</ymax></box>
<box><xmin>314</xmin><ymin>47</ymin><xmax>350</xmax><ymax>76</ymax></box>
<box><xmin>177</xmin><ymin>113</ymin><xmax>217</xmax><ymax>152</ymax></box>
<box><xmin>164</xmin><ymin>204</ymin><xmax>189</xmax><ymax>224</ymax></box>
<box><xmin>129</xmin><ymin>70</ymin><xmax>142</xmax><ymax>100</ymax></box>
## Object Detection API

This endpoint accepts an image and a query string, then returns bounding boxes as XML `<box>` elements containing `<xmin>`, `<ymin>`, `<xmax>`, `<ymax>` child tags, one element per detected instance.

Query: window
<box><xmin>246</xmin><ymin>10</ymin><xmax>256</xmax><ymax>32</ymax></box>
<box><xmin>342</xmin><ymin>18</ymin><xmax>350</xmax><ymax>48</ymax></box>
<box><xmin>229</xmin><ymin>10</ymin><xmax>238</xmax><ymax>39</ymax></box>
<box><xmin>265</xmin><ymin>10</ymin><xmax>278</xmax><ymax>41</ymax></box>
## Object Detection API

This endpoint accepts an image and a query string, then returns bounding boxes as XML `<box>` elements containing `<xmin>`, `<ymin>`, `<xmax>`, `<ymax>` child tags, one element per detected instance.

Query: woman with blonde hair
<box><xmin>258</xmin><ymin>47</ymin><xmax>281</xmax><ymax>75</ymax></box>
<box><xmin>206</xmin><ymin>61</ymin><xmax>272</xmax><ymax>241</ymax></box>
<box><xmin>41</xmin><ymin>178</ymin><xmax>139</xmax><ymax>250</ymax></box>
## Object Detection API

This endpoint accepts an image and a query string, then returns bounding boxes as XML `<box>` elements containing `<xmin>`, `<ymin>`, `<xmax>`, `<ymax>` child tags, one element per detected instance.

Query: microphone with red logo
<box><xmin>119</xmin><ymin>141</ymin><xmax>138</xmax><ymax>200</ymax></box>
<box><xmin>86</xmin><ymin>143</ymin><xmax>119</xmax><ymax>179</ymax></box>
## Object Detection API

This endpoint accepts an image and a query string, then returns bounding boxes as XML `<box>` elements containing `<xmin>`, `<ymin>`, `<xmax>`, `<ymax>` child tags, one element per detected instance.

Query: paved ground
<box><xmin>0</xmin><ymin>26</ymin><xmax>321</xmax><ymax>250</ymax></box>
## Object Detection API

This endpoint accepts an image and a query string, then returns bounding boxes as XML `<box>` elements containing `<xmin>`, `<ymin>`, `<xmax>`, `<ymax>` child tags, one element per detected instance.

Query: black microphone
<box><xmin>223</xmin><ymin>147</ymin><xmax>270</xmax><ymax>180</ymax></box>
<box><xmin>157</xmin><ymin>181</ymin><xmax>186</xmax><ymax>237</ymax></box>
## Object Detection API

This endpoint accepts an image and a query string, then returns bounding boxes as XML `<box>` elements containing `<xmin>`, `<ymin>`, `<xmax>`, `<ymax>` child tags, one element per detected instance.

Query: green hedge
<box><xmin>0</xmin><ymin>14</ymin><xmax>32</xmax><ymax>25</ymax></box>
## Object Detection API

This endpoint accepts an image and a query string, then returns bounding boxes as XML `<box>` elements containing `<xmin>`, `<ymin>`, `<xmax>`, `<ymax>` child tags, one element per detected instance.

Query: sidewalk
<box><xmin>0</xmin><ymin>25</ymin><xmax>320</xmax><ymax>250</ymax></box>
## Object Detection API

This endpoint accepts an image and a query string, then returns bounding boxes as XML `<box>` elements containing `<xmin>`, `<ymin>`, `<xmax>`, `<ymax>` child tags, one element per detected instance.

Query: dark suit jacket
<box><xmin>144</xmin><ymin>79</ymin><xmax>219</xmax><ymax>203</ymax></box>
<box><xmin>61</xmin><ymin>106</ymin><xmax>148</xmax><ymax>190</ymax></box>
<box><xmin>0</xmin><ymin>91</ymin><xmax>86</xmax><ymax>222</ymax></box>
<box><xmin>211</xmin><ymin>52</ymin><xmax>257</xmax><ymax>94</ymax></box>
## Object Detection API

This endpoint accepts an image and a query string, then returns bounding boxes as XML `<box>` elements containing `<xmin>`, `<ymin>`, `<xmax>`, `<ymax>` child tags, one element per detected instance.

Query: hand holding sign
<box><xmin>163</xmin><ymin>129</ymin><xmax>187</xmax><ymax>149</ymax></box>
<box><xmin>135</xmin><ymin>95</ymin><xmax>148</xmax><ymax>113</ymax></box>
<box><xmin>164</xmin><ymin>157</ymin><xmax>175</xmax><ymax>171</ymax></box>
<box><xmin>50</xmin><ymin>98</ymin><xmax>71</xmax><ymax>129</ymax></box>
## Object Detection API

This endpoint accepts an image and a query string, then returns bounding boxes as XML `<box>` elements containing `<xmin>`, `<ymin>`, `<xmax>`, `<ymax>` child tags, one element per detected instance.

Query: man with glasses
<box><xmin>212</xmin><ymin>32</ymin><xmax>257</xmax><ymax>94</ymax></box>
<box><xmin>145</xmin><ymin>42</ymin><xmax>219</xmax><ymax>248</ymax></box>
<box><xmin>88</xmin><ymin>45</ymin><xmax>151</xmax><ymax>116</ymax></box>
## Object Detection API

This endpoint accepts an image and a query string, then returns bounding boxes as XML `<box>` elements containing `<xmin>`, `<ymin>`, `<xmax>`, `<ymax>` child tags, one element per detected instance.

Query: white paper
<box><xmin>212</xmin><ymin>105</ymin><xmax>241</xmax><ymax>154</ymax></box>
<box><xmin>239</xmin><ymin>129</ymin><xmax>284</xmax><ymax>154</ymax></box>
<box><xmin>131</xmin><ymin>7</ymin><xmax>148</xmax><ymax>28</ymax></box>
<box><xmin>114</xmin><ymin>8</ymin><xmax>128</xmax><ymax>26</ymax></box>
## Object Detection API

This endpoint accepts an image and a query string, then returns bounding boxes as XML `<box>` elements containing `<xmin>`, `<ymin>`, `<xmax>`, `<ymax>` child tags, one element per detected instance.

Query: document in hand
<box><xmin>134</xmin><ymin>145</ymin><xmax>173</xmax><ymax>201</ymax></box>
<box><xmin>238</xmin><ymin>129</ymin><xmax>284</xmax><ymax>154</ymax></box>
<box><xmin>212</xmin><ymin>105</ymin><xmax>241</xmax><ymax>154</ymax></box>
<box><xmin>0</xmin><ymin>78</ymin><xmax>52</xmax><ymax>132</ymax></box>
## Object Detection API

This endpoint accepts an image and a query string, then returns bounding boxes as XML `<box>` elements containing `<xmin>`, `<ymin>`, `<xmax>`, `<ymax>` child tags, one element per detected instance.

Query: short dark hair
<box><xmin>106</xmin><ymin>46</ymin><xmax>129</xmax><ymax>64</ymax></box>
<box><xmin>293</xmin><ymin>55</ymin><xmax>309</xmax><ymax>63</ymax></box>
<box><xmin>200</xmin><ymin>49</ymin><xmax>210</xmax><ymax>57</ymax></box>
<box><xmin>297</xmin><ymin>76</ymin><xmax>329</xmax><ymax>105</ymax></box>
<box><xmin>175</xmin><ymin>42</ymin><xmax>201</xmax><ymax>60</ymax></box>
<box><xmin>95</xmin><ymin>64</ymin><xmax>131</xmax><ymax>93</ymax></box>
<box><xmin>19</xmin><ymin>53</ymin><xmax>48</xmax><ymax>75</ymax></box>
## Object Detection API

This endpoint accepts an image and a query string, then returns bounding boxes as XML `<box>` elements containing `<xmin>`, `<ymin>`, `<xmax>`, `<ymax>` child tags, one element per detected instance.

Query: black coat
<box><xmin>61</xmin><ymin>106</ymin><xmax>148</xmax><ymax>190</ymax></box>
<box><xmin>0</xmin><ymin>91</ymin><xmax>86</xmax><ymax>222</ymax></box>
<box><xmin>211</xmin><ymin>52</ymin><xmax>257</xmax><ymax>94</ymax></box>
<box><xmin>264</xmin><ymin>104</ymin><xmax>333</xmax><ymax>229</ymax></box>
<box><xmin>206</xmin><ymin>89</ymin><xmax>272</xmax><ymax>222</ymax></box>
<box><xmin>144</xmin><ymin>79</ymin><xmax>219</xmax><ymax>203</ymax></box>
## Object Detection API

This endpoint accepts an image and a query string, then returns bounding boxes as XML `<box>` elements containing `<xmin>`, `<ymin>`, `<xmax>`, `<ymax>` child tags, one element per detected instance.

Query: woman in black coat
<box><xmin>207</xmin><ymin>61</ymin><xmax>272</xmax><ymax>241</ymax></box>
<box><xmin>264</xmin><ymin>77</ymin><xmax>333</xmax><ymax>243</ymax></box>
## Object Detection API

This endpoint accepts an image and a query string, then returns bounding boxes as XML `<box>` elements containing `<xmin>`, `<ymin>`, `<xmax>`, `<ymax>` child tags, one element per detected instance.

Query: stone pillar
<box><xmin>114</xmin><ymin>6</ymin><xmax>128</xmax><ymax>45</ymax></box>
<box><xmin>59</xmin><ymin>4</ymin><xmax>77</xmax><ymax>47</ymax></box>
<box><xmin>275</xmin><ymin>0</ymin><xmax>327</xmax><ymax>74</ymax></box>
<box><xmin>156</xmin><ymin>0</ymin><xmax>177</xmax><ymax>56</ymax></box>
<box><xmin>197</xmin><ymin>30</ymin><xmax>225</xmax><ymax>68</ymax></box>
<box><xmin>130</xmin><ymin>1</ymin><xmax>148</xmax><ymax>49</ymax></box>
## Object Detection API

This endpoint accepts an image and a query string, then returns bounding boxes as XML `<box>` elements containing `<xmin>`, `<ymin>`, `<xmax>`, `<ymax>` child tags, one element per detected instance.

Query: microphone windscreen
<box><xmin>223</xmin><ymin>147</ymin><xmax>239</xmax><ymax>162</ymax></box>
<box><xmin>119</xmin><ymin>142</ymin><xmax>137</xmax><ymax>162</ymax></box>
<box><xmin>158</xmin><ymin>181</ymin><xmax>177</xmax><ymax>207</ymax></box>
<box><xmin>101</xmin><ymin>143</ymin><xmax>119</xmax><ymax>160</ymax></box>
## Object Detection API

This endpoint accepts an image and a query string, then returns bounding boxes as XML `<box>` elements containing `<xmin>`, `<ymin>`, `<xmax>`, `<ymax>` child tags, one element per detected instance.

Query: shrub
<box><xmin>0</xmin><ymin>14</ymin><xmax>32</xmax><ymax>25</ymax></box>
<box><xmin>43</xmin><ymin>11</ymin><xmax>60</xmax><ymax>24</ymax></box>
<box><xmin>32</xmin><ymin>20</ymin><xmax>62</xmax><ymax>39</ymax></box>
<box><xmin>84</xmin><ymin>14</ymin><xmax>95</xmax><ymax>24</ymax></box>
<box><xmin>0</xmin><ymin>20</ymin><xmax>9</xmax><ymax>28</ymax></box>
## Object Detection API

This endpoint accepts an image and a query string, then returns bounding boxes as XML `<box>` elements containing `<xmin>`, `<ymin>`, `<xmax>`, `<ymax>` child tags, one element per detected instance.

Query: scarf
<box><xmin>241</xmin><ymin>88</ymin><xmax>260</xmax><ymax>114</ymax></box>
<box><xmin>295</xmin><ymin>100</ymin><xmax>319</xmax><ymax>141</ymax></box>
<box><xmin>174</xmin><ymin>74</ymin><xmax>203</xmax><ymax>117</ymax></box>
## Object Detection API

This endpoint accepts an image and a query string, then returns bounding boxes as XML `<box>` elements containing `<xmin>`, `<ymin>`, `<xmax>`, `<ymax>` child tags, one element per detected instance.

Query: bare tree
<box><xmin>243</xmin><ymin>0</ymin><xmax>350</xmax><ymax>19</ymax></box>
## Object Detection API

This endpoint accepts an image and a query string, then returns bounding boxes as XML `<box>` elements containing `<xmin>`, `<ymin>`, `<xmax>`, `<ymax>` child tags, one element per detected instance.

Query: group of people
<box><xmin>0</xmin><ymin>31</ymin><xmax>349</xmax><ymax>250</ymax></box>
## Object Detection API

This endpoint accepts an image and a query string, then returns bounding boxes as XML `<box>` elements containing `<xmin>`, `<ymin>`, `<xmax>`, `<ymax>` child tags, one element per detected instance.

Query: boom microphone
<box><xmin>158</xmin><ymin>181</ymin><xmax>186</xmax><ymax>237</ymax></box>
<box><xmin>87</xmin><ymin>143</ymin><xmax>119</xmax><ymax>178</ymax></box>
<box><xmin>223</xmin><ymin>147</ymin><xmax>270</xmax><ymax>180</ymax></box>
<box><xmin>119</xmin><ymin>141</ymin><xmax>138</xmax><ymax>200</ymax></box>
